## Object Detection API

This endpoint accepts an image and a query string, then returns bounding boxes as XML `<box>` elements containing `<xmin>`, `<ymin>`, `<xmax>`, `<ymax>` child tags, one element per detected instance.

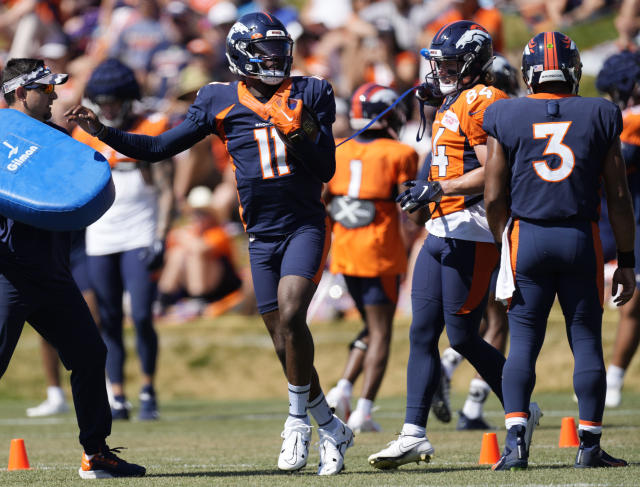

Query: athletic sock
<box><xmin>401</xmin><ymin>423</ymin><xmax>426</xmax><ymax>438</ymax></box>
<box><xmin>505</xmin><ymin>414</ymin><xmax>527</xmax><ymax>430</ymax></box>
<box><xmin>336</xmin><ymin>378</ymin><xmax>353</xmax><ymax>397</ymax></box>
<box><xmin>355</xmin><ymin>398</ymin><xmax>373</xmax><ymax>416</ymax></box>
<box><xmin>307</xmin><ymin>392</ymin><xmax>335</xmax><ymax>428</ymax></box>
<box><xmin>288</xmin><ymin>383</ymin><xmax>310</xmax><ymax>419</ymax></box>
<box><xmin>47</xmin><ymin>386</ymin><xmax>65</xmax><ymax>404</ymax></box>
<box><xmin>441</xmin><ymin>347</ymin><xmax>463</xmax><ymax>379</ymax></box>
<box><xmin>462</xmin><ymin>378</ymin><xmax>490</xmax><ymax>419</ymax></box>
<box><xmin>606</xmin><ymin>364</ymin><xmax>625</xmax><ymax>389</ymax></box>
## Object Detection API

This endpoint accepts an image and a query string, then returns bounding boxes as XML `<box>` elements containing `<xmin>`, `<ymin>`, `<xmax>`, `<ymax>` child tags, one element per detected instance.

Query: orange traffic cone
<box><xmin>559</xmin><ymin>417</ymin><xmax>580</xmax><ymax>448</ymax></box>
<box><xmin>479</xmin><ymin>432</ymin><xmax>501</xmax><ymax>465</ymax></box>
<box><xmin>8</xmin><ymin>438</ymin><xmax>30</xmax><ymax>470</ymax></box>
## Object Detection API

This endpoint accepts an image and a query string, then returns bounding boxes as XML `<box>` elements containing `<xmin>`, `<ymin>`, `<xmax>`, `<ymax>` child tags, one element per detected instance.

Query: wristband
<box><xmin>618</xmin><ymin>250</ymin><xmax>635</xmax><ymax>268</ymax></box>
<box><xmin>93</xmin><ymin>123</ymin><xmax>106</xmax><ymax>139</ymax></box>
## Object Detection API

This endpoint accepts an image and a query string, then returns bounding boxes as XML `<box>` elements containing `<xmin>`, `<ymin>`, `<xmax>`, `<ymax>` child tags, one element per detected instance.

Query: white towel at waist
<box><xmin>495</xmin><ymin>217</ymin><xmax>515</xmax><ymax>304</ymax></box>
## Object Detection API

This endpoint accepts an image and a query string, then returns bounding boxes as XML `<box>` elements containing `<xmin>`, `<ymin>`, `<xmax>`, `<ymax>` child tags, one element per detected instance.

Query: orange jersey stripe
<box><xmin>457</xmin><ymin>242</ymin><xmax>498</xmax><ymax>314</ymax></box>
<box><xmin>312</xmin><ymin>217</ymin><xmax>332</xmax><ymax>285</ymax></box>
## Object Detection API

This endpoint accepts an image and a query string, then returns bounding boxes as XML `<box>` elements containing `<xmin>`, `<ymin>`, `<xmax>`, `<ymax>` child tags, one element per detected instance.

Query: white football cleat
<box><xmin>277</xmin><ymin>418</ymin><xmax>311</xmax><ymax>472</ymax></box>
<box><xmin>525</xmin><ymin>402</ymin><xmax>543</xmax><ymax>454</ymax></box>
<box><xmin>347</xmin><ymin>408</ymin><xmax>381</xmax><ymax>433</ymax></box>
<box><xmin>317</xmin><ymin>418</ymin><xmax>354</xmax><ymax>475</ymax></box>
<box><xmin>368</xmin><ymin>433</ymin><xmax>434</xmax><ymax>470</ymax></box>
<box><xmin>26</xmin><ymin>398</ymin><xmax>69</xmax><ymax>417</ymax></box>
<box><xmin>326</xmin><ymin>386</ymin><xmax>351</xmax><ymax>422</ymax></box>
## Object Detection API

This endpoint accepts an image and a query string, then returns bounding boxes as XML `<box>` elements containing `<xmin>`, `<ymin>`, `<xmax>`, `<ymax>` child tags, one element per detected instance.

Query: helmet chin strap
<box><xmin>259</xmin><ymin>75</ymin><xmax>284</xmax><ymax>85</ymax></box>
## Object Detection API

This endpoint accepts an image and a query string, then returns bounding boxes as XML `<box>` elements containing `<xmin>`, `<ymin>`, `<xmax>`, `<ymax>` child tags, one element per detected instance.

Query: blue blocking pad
<box><xmin>0</xmin><ymin>109</ymin><xmax>115</xmax><ymax>231</ymax></box>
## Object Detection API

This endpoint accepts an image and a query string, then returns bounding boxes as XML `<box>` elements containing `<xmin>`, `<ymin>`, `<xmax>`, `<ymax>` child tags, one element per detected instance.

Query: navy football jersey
<box><xmin>186</xmin><ymin>76</ymin><xmax>336</xmax><ymax>235</ymax></box>
<box><xmin>483</xmin><ymin>93</ymin><xmax>622</xmax><ymax>222</ymax></box>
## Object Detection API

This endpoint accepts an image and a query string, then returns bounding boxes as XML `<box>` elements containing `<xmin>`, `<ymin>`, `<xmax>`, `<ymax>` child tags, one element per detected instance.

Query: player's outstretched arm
<box><xmin>65</xmin><ymin>105</ymin><xmax>209</xmax><ymax>162</ymax></box>
<box><xmin>603</xmin><ymin>137</ymin><xmax>636</xmax><ymax>306</ymax></box>
<box><xmin>484</xmin><ymin>136</ymin><xmax>510</xmax><ymax>244</ymax></box>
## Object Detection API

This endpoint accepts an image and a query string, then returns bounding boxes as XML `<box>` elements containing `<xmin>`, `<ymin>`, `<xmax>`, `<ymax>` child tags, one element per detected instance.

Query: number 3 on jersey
<box><xmin>254</xmin><ymin>126</ymin><xmax>291</xmax><ymax>179</ymax></box>
<box><xmin>532</xmin><ymin>121</ymin><xmax>574</xmax><ymax>182</ymax></box>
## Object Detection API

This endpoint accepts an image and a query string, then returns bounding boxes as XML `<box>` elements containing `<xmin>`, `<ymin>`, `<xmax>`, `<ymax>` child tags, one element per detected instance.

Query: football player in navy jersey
<box><xmin>0</xmin><ymin>58</ymin><xmax>145</xmax><ymax>478</ymax></box>
<box><xmin>66</xmin><ymin>12</ymin><xmax>353</xmax><ymax>475</ymax></box>
<box><xmin>484</xmin><ymin>32</ymin><xmax>635</xmax><ymax>470</ymax></box>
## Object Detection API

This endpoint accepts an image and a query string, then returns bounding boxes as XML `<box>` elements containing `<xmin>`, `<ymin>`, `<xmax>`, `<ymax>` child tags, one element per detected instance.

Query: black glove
<box><xmin>139</xmin><ymin>239</ymin><xmax>165</xmax><ymax>271</ymax></box>
<box><xmin>415</xmin><ymin>80</ymin><xmax>444</xmax><ymax>107</ymax></box>
<box><xmin>396</xmin><ymin>180</ymin><xmax>443</xmax><ymax>213</ymax></box>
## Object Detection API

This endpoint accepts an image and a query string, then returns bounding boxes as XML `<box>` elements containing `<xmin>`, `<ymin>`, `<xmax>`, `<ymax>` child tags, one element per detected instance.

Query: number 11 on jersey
<box><xmin>254</xmin><ymin>127</ymin><xmax>291</xmax><ymax>179</ymax></box>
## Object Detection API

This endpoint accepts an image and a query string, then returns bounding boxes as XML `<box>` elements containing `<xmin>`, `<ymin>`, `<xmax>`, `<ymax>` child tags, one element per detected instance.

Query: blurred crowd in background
<box><xmin>0</xmin><ymin>0</ymin><xmax>637</xmax><ymax>323</ymax></box>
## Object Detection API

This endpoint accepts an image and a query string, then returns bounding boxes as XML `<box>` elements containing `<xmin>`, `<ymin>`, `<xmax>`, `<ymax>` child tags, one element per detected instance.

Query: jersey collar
<box><xmin>237</xmin><ymin>79</ymin><xmax>293</xmax><ymax>120</ymax></box>
<box><xmin>526</xmin><ymin>93</ymin><xmax>577</xmax><ymax>99</ymax></box>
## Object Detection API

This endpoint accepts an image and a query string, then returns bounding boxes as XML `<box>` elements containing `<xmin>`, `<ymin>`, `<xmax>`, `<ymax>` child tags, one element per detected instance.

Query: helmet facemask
<box><xmin>429</xmin><ymin>53</ymin><xmax>492</xmax><ymax>96</ymax></box>
<box><xmin>247</xmin><ymin>38</ymin><xmax>293</xmax><ymax>85</ymax></box>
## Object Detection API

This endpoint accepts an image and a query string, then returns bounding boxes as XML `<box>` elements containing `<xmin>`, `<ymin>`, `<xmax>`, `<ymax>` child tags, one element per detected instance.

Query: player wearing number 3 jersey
<box><xmin>369</xmin><ymin>20</ymin><xmax>512</xmax><ymax>470</ymax></box>
<box><xmin>67</xmin><ymin>12</ymin><xmax>355</xmax><ymax>476</ymax></box>
<box><xmin>484</xmin><ymin>31</ymin><xmax>633</xmax><ymax>470</ymax></box>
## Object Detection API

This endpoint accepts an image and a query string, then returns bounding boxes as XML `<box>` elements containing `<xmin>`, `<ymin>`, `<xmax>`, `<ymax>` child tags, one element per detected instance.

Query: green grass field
<box><xmin>0</xmin><ymin>304</ymin><xmax>639</xmax><ymax>485</ymax></box>
<box><xmin>0</xmin><ymin>393</ymin><xmax>638</xmax><ymax>486</ymax></box>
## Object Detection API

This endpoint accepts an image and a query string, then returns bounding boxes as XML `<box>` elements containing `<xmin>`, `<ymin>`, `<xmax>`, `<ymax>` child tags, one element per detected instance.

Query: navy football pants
<box><xmin>406</xmin><ymin>234</ymin><xmax>503</xmax><ymax>427</ymax></box>
<box><xmin>88</xmin><ymin>249</ymin><xmax>157</xmax><ymax>384</ymax></box>
<box><xmin>0</xmin><ymin>268</ymin><xmax>111</xmax><ymax>453</ymax></box>
<box><xmin>504</xmin><ymin>219</ymin><xmax>606</xmax><ymax>423</ymax></box>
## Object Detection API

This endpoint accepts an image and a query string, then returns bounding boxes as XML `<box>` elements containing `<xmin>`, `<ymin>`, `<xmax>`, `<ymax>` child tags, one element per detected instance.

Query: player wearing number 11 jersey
<box><xmin>67</xmin><ymin>12</ymin><xmax>354</xmax><ymax>476</ymax></box>
<box><xmin>484</xmin><ymin>31</ymin><xmax>633</xmax><ymax>470</ymax></box>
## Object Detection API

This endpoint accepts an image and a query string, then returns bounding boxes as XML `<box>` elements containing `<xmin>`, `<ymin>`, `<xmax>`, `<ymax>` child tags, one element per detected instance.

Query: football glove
<box><xmin>396</xmin><ymin>180</ymin><xmax>443</xmax><ymax>213</ymax></box>
<box><xmin>415</xmin><ymin>80</ymin><xmax>444</xmax><ymax>107</ymax></box>
<box><xmin>138</xmin><ymin>239</ymin><xmax>165</xmax><ymax>271</ymax></box>
<box><xmin>267</xmin><ymin>94</ymin><xmax>319</xmax><ymax>144</ymax></box>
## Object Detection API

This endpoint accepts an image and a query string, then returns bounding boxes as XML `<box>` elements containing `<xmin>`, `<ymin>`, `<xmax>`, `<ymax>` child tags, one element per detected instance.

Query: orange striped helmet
<box><xmin>522</xmin><ymin>32</ymin><xmax>582</xmax><ymax>94</ymax></box>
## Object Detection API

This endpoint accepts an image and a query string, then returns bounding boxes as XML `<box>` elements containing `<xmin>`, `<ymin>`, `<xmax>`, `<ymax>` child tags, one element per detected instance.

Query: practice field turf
<box><xmin>0</xmin><ymin>392</ymin><xmax>638</xmax><ymax>486</ymax></box>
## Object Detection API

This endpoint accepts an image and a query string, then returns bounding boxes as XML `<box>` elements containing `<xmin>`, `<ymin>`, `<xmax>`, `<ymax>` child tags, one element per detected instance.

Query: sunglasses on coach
<box><xmin>24</xmin><ymin>83</ymin><xmax>55</xmax><ymax>94</ymax></box>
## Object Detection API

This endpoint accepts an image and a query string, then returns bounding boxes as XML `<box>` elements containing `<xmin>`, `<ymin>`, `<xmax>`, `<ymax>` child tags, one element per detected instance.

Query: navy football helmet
<box><xmin>425</xmin><ymin>20</ymin><xmax>493</xmax><ymax>96</ymax></box>
<box><xmin>522</xmin><ymin>32</ymin><xmax>581</xmax><ymax>94</ymax></box>
<box><xmin>225</xmin><ymin>12</ymin><xmax>293</xmax><ymax>85</ymax></box>
<box><xmin>596</xmin><ymin>50</ymin><xmax>640</xmax><ymax>109</ymax></box>
<box><xmin>492</xmin><ymin>53</ymin><xmax>520</xmax><ymax>97</ymax></box>
<box><xmin>350</xmin><ymin>82</ymin><xmax>405</xmax><ymax>138</ymax></box>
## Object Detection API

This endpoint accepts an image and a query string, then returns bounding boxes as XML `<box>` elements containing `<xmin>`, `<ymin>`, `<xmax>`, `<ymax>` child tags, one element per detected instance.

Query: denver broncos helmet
<box><xmin>350</xmin><ymin>83</ymin><xmax>405</xmax><ymax>138</ymax></box>
<box><xmin>522</xmin><ymin>32</ymin><xmax>581</xmax><ymax>94</ymax></box>
<box><xmin>225</xmin><ymin>12</ymin><xmax>293</xmax><ymax>85</ymax></box>
<box><xmin>423</xmin><ymin>20</ymin><xmax>493</xmax><ymax>96</ymax></box>
<box><xmin>596</xmin><ymin>50</ymin><xmax>640</xmax><ymax>109</ymax></box>
<box><xmin>492</xmin><ymin>53</ymin><xmax>520</xmax><ymax>97</ymax></box>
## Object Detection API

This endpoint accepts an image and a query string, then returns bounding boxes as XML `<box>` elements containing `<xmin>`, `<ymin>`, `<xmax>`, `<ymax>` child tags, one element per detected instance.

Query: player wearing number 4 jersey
<box><xmin>67</xmin><ymin>12</ymin><xmax>353</xmax><ymax>475</ymax></box>
<box><xmin>484</xmin><ymin>31</ymin><xmax>633</xmax><ymax>470</ymax></box>
<box><xmin>369</xmin><ymin>20</ymin><xmax>533</xmax><ymax>471</ymax></box>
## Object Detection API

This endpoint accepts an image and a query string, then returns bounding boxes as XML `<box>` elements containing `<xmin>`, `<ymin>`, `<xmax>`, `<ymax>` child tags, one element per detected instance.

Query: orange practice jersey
<box><xmin>621</xmin><ymin>106</ymin><xmax>640</xmax><ymax>146</ymax></box>
<box><xmin>73</xmin><ymin>113</ymin><xmax>169</xmax><ymax>167</ymax></box>
<box><xmin>328</xmin><ymin>137</ymin><xmax>418</xmax><ymax>276</ymax></box>
<box><xmin>429</xmin><ymin>84</ymin><xmax>508</xmax><ymax>219</ymax></box>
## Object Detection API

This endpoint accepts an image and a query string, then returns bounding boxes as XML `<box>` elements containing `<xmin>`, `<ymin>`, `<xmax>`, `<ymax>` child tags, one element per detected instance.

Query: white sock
<box><xmin>462</xmin><ymin>378</ymin><xmax>490</xmax><ymax>419</ymax></box>
<box><xmin>355</xmin><ymin>398</ymin><xmax>373</xmax><ymax>416</ymax></box>
<box><xmin>307</xmin><ymin>393</ymin><xmax>335</xmax><ymax>428</ymax></box>
<box><xmin>47</xmin><ymin>386</ymin><xmax>65</xmax><ymax>404</ymax></box>
<box><xmin>336</xmin><ymin>378</ymin><xmax>353</xmax><ymax>397</ymax></box>
<box><xmin>579</xmin><ymin>422</ymin><xmax>602</xmax><ymax>435</ymax></box>
<box><xmin>288</xmin><ymin>383</ymin><xmax>310</xmax><ymax>419</ymax></box>
<box><xmin>505</xmin><ymin>415</ymin><xmax>527</xmax><ymax>430</ymax></box>
<box><xmin>606</xmin><ymin>365</ymin><xmax>625</xmax><ymax>389</ymax></box>
<box><xmin>401</xmin><ymin>423</ymin><xmax>426</xmax><ymax>438</ymax></box>
<box><xmin>441</xmin><ymin>347</ymin><xmax>463</xmax><ymax>379</ymax></box>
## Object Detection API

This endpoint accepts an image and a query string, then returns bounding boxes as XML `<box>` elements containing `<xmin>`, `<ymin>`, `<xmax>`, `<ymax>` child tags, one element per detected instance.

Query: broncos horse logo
<box><xmin>455</xmin><ymin>28</ymin><xmax>491</xmax><ymax>50</ymax></box>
